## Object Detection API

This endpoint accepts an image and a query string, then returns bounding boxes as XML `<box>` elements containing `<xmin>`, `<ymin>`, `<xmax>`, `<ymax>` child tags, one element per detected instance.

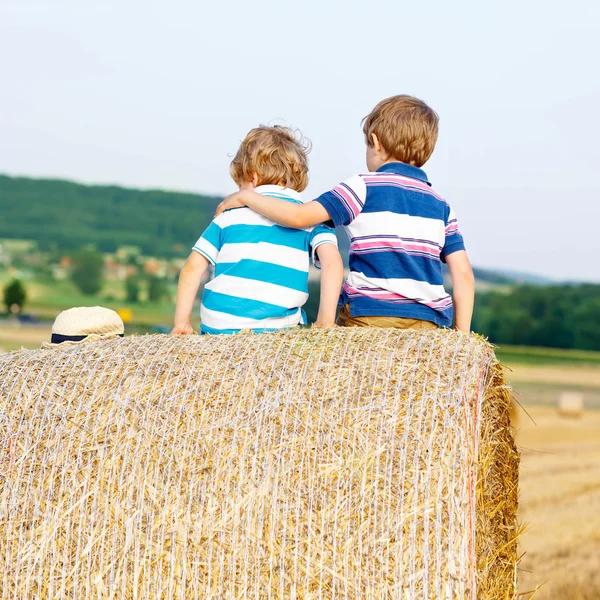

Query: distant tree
<box><xmin>125</xmin><ymin>276</ymin><xmax>140</xmax><ymax>303</ymax></box>
<box><xmin>71</xmin><ymin>248</ymin><xmax>104</xmax><ymax>295</ymax></box>
<box><xmin>571</xmin><ymin>298</ymin><xmax>600</xmax><ymax>350</ymax></box>
<box><xmin>472</xmin><ymin>283</ymin><xmax>600</xmax><ymax>351</ymax></box>
<box><xmin>147</xmin><ymin>276</ymin><xmax>168</xmax><ymax>303</ymax></box>
<box><xmin>3</xmin><ymin>279</ymin><xmax>27</xmax><ymax>313</ymax></box>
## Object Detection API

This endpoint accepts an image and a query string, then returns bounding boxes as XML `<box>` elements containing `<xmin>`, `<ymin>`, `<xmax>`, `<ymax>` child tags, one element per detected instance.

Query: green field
<box><xmin>0</xmin><ymin>274</ymin><xmax>179</xmax><ymax>328</ymax></box>
<box><xmin>495</xmin><ymin>344</ymin><xmax>600</xmax><ymax>366</ymax></box>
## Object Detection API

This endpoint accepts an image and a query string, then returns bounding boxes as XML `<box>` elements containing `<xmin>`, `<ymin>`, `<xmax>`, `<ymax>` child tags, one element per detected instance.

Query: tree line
<box><xmin>0</xmin><ymin>175</ymin><xmax>221</xmax><ymax>257</ymax></box>
<box><xmin>471</xmin><ymin>283</ymin><xmax>600</xmax><ymax>350</ymax></box>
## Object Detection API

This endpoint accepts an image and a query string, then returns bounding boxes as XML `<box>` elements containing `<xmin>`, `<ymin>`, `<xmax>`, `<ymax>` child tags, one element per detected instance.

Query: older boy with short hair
<box><xmin>215</xmin><ymin>95</ymin><xmax>475</xmax><ymax>332</ymax></box>
<box><xmin>173</xmin><ymin>125</ymin><xmax>343</xmax><ymax>335</ymax></box>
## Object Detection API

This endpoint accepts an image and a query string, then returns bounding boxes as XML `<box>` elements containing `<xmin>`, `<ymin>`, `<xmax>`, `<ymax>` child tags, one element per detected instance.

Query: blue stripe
<box><xmin>315</xmin><ymin>191</ymin><xmax>352</xmax><ymax>227</ymax></box>
<box><xmin>349</xmin><ymin>252</ymin><xmax>444</xmax><ymax>286</ymax></box>
<box><xmin>262</xmin><ymin>193</ymin><xmax>302</xmax><ymax>204</ymax></box>
<box><xmin>221</xmin><ymin>224</ymin><xmax>309</xmax><ymax>251</ymax></box>
<box><xmin>361</xmin><ymin>186</ymin><xmax>447</xmax><ymax>220</ymax></box>
<box><xmin>214</xmin><ymin>260</ymin><xmax>309</xmax><ymax>291</ymax></box>
<box><xmin>200</xmin><ymin>221</ymin><xmax>222</xmax><ymax>250</ymax></box>
<box><xmin>200</xmin><ymin>324</ymin><xmax>287</xmax><ymax>335</ymax></box>
<box><xmin>340</xmin><ymin>293</ymin><xmax>452</xmax><ymax>327</ymax></box>
<box><xmin>376</xmin><ymin>162</ymin><xmax>430</xmax><ymax>183</ymax></box>
<box><xmin>202</xmin><ymin>290</ymin><xmax>303</xmax><ymax>320</ymax></box>
<box><xmin>441</xmin><ymin>234</ymin><xmax>465</xmax><ymax>262</ymax></box>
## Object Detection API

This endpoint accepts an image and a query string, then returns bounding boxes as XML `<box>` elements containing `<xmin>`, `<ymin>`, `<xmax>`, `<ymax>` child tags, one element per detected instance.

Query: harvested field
<box><xmin>515</xmin><ymin>405</ymin><xmax>600</xmax><ymax>599</ymax></box>
<box><xmin>0</xmin><ymin>329</ymin><xmax>518</xmax><ymax>599</ymax></box>
<box><xmin>504</xmin><ymin>364</ymin><xmax>600</xmax><ymax>389</ymax></box>
<box><xmin>0</xmin><ymin>323</ymin><xmax>51</xmax><ymax>353</ymax></box>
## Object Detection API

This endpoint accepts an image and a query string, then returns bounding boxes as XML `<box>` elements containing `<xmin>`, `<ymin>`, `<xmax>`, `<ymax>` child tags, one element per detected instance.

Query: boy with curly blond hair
<box><xmin>173</xmin><ymin>125</ymin><xmax>343</xmax><ymax>335</ymax></box>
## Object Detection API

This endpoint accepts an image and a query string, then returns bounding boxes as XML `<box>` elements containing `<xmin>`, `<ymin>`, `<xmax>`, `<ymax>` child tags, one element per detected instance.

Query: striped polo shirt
<box><xmin>315</xmin><ymin>162</ymin><xmax>465</xmax><ymax>327</ymax></box>
<box><xmin>194</xmin><ymin>185</ymin><xmax>338</xmax><ymax>334</ymax></box>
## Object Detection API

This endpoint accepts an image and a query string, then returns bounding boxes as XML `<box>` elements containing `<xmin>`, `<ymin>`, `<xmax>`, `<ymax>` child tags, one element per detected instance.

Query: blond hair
<box><xmin>230</xmin><ymin>126</ymin><xmax>310</xmax><ymax>192</ymax></box>
<box><xmin>362</xmin><ymin>95</ymin><xmax>439</xmax><ymax>167</ymax></box>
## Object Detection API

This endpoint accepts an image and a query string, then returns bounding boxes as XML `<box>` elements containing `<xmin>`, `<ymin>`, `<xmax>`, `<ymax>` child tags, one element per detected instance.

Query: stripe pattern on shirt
<box><xmin>193</xmin><ymin>185</ymin><xmax>337</xmax><ymax>334</ymax></box>
<box><xmin>314</xmin><ymin>162</ymin><xmax>465</xmax><ymax>327</ymax></box>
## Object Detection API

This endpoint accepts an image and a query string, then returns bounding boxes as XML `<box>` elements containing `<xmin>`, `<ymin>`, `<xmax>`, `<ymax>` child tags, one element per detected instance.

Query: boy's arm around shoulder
<box><xmin>313</xmin><ymin>243</ymin><xmax>344</xmax><ymax>328</ymax></box>
<box><xmin>446</xmin><ymin>250</ymin><xmax>475</xmax><ymax>333</ymax></box>
<box><xmin>215</xmin><ymin>174</ymin><xmax>367</xmax><ymax>229</ymax></box>
<box><xmin>216</xmin><ymin>190</ymin><xmax>330</xmax><ymax>229</ymax></box>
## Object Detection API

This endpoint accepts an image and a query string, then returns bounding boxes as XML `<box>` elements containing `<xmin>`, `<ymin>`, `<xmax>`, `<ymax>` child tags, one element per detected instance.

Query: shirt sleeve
<box><xmin>309</xmin><ymin>224</ymin><xmax>339</xmax><ymax>269</ymax></box>
<box><xmin>192</xmin><ymin>217</ymin><xmax>224</xmax><ymax>265</ymax></box>
<box><xmin>440</xmin><ymin>205</ymin><xmax>466</xmax><ymax>262</ymax></box>
<box><xmin>314</xmin><ymin>174</ymin><xmax>367</xmax><ymax>227</ymax></box>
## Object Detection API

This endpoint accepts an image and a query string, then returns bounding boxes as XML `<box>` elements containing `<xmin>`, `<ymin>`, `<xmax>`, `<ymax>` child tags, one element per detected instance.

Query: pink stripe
<box><xmin>352</xmin><ymin>240</ymin><xmax>401</xmax><ymax>250</ymax></box>
<box><xmin>333</xmin><ymin>184</ymin><xmax>361</xmax><ymax>217</ymax></box>
<box><xmin>351</xmin><ymin>240</ymin><xmax>438</xmax><ymax>252</ymax></box>
<box><xmin>404</xmin><ymin>243</ymin><xmax>440</xmax><ymax>254</ymax></box>
<box><xmin>350</xmin><ymin>241</ymin><xmax>440</xmax><ymax>259</ymax></box>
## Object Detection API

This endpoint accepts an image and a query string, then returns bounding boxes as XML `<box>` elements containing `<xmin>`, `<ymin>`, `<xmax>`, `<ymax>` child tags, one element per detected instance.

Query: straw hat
<box><xmin>48</xmin><ymin>306</ymin><xmax>125</xmax><ymax>346</ymax></box>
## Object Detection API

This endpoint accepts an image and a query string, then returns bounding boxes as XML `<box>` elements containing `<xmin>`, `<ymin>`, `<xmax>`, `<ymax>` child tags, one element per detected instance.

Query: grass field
<box><xmin>0</xmin><ymin>274</ymin><xmax>179</xmax><ymax>329</ymax></box>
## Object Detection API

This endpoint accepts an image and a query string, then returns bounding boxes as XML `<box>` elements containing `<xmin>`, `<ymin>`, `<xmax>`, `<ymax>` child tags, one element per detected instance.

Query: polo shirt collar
<box><xmin>255</xmin><ymin>184</ymin><xmax>302</xmax><ymax>202</ymax></box>
<box><xmin>376</xmin><ymin>162</ymin><xmax>430</xmax><ymax>185</ymax></box>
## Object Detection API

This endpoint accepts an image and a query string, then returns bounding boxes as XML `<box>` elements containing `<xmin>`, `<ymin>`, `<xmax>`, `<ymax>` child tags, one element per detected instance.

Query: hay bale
<box><xmin>557</xmin><ymin>391</ymin><xmax>584</xmax><ymax>418</ymax></box>
<box><xmin>0</xmin><ymin>329</ymin><xmax>519</xmax><ymax>599</ymax></box>
<box><xmin>508</xmin><ymin>398</ymin><xmax>520</xmax><ymax>428</ymax></box>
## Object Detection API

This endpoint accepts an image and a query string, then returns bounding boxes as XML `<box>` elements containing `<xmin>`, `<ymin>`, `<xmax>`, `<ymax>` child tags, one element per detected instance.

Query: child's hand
<box><xmin>171</xmin><ymin>323</ymin><xmax>195</xmax><ymax>335</ymax></box>
<box><xmin>215</xmin><ymin>192</ymin><xmax>246</xmax><ymax>217</ymax></box>
<box><xmin>312</xmin><ymin>320</ymin><xmax>337</xmax><ymax>329</ymax></box>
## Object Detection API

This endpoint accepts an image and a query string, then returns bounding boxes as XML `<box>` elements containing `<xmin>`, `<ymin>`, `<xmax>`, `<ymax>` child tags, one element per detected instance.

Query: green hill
<box><xmin>0</xmin><ymin>174</ymin><xmax>222</xmax><ymax>257</ymax></box>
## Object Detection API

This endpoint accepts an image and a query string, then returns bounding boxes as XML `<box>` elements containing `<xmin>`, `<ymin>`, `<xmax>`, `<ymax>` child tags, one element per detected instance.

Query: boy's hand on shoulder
<box><xmin>171</xmin><ymin>323</ymin><xmax>195</xmax><ymax>335</ymax></box>
<box><xmin>215</xmin><ymin>192</ymin><xmax>246</xmax><ymax>217</ymax></box>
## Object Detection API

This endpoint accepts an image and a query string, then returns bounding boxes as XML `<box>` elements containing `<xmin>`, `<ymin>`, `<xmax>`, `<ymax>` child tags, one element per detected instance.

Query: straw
<box><xmin>0</xmin><ymin>328</ymin><xmax>519</xmax><ymax>599</ymax></box>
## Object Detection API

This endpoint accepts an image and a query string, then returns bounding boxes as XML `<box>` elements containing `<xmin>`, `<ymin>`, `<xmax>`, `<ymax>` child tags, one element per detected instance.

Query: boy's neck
<box><xmin>378</xmin><ymin>159</ymin><xmax>426</xmax><ymax>171</ymax></box>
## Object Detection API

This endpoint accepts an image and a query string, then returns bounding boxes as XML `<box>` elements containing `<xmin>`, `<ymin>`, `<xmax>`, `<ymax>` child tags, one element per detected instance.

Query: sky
<box><xmin>1</xmin><ymin>0</ymin><xmax>599</xmax><ymax>281</ymax></box>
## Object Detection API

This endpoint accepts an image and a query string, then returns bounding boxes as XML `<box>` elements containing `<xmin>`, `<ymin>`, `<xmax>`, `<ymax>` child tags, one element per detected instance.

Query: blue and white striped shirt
<box><xmin>315</xmin><ymin>163</ymin><xmax>466</xmax><ymax>327</ymax></box>
<box><xmin>194</xmin><ymin>185</ymin><xmax>338</xmax><ymax>334</ymax></box>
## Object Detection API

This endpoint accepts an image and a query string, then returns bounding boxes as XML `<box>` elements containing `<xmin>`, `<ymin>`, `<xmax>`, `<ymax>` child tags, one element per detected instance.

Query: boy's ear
<box><xmin>371</xmin><ymin>133</ymin><xmax>382</xmax><ymax>154</ymax></box>
<box><xmin>371</xmin><ymin>133</ymin><xmax>390</xmax><ymax>160</ymax></box>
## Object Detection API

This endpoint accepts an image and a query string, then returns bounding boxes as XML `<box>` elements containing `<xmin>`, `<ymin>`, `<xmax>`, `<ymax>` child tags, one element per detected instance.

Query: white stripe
<box><xmin>193</xmin><ymin>238</ymin><xmax>218</xmax><ymax>264</ymax></box>
<box><xmin>310</xmin><ymin>233</ymin><xmax>338</xmax><ymax>269</ymax></box>
<box><xmin>339</xmin><ymin>174</ymin><xmax>367</xmax><ymax>205</ymax></box>
<box><xmin>347</xmin><ymin>271</ymin><xmax>447</xmax><ymax>302</ymax></box>
<box><xmin>221</xmin><ymin>207</ymin><xmax>282</xmax><ymax>228</ymax></box>
<box><xmin>216</xmin><ymin>242</ymin><xmax>309</xmax><ymax>272</ymax></box>
<box><xmin>311</xmin><ymin>232</ymin><xmax>338</xmax><ymax>248</ymax></box>
<box><xmin>205</xmin><ymin>274</ymin><xmax>308</xmax><ymax>307</ymax></box>
<box><xmin>348</xmin><ymin>211</ymin><xmax>446</xmax><ymax>247</ymax></box>
<box><xmin>200</xmin><ymin>305</ymin><xmax>303</xmax><ymax>330</ymax></box>
<box><xmin>254</xmin><ymin>185</ymin><xmax>302</xmax><ymax>202</ymax></box>
<box><xmin>222</xmin><ymin>207</ymin><xmax>316</xmax><ymax>232</ymax></box>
